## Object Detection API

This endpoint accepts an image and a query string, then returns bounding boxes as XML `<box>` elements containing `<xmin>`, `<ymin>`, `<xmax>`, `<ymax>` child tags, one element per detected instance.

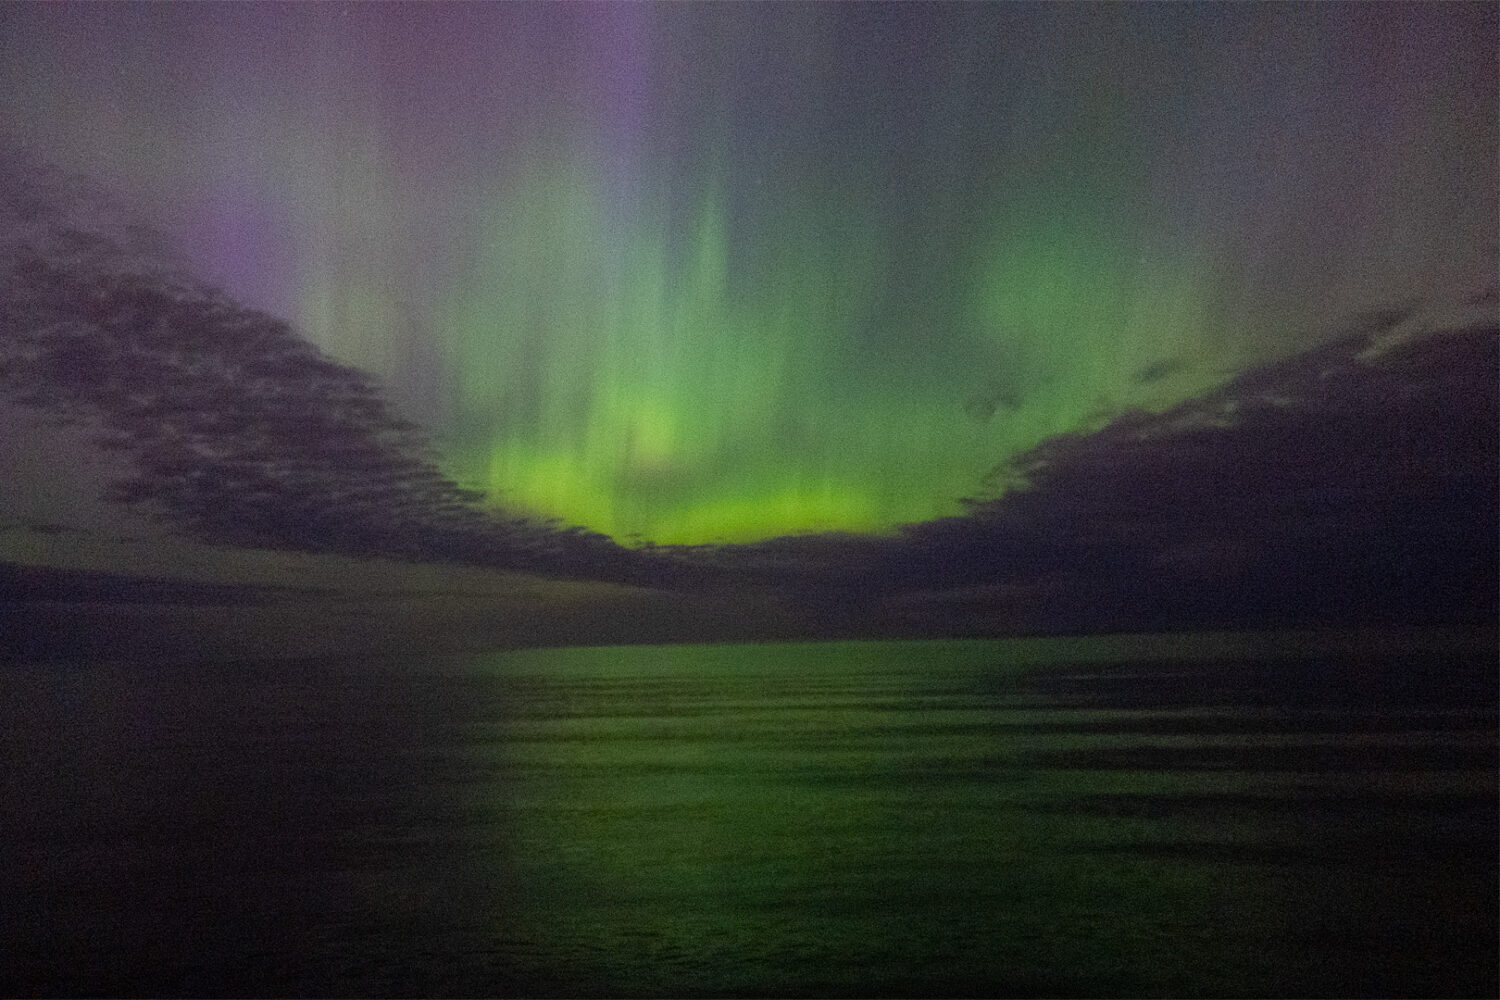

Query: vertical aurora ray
<box><xmin>440</xmin><ymin>154</ymin><xmax>899</xmax><ymax>542</ymax></box>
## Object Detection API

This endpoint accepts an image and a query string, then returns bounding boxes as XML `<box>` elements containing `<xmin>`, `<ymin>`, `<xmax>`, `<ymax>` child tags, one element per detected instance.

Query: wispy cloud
<box><xmin>0</xmin><ymin>150</ymin><xmax>654</xmax><ymax>581</ymax></box>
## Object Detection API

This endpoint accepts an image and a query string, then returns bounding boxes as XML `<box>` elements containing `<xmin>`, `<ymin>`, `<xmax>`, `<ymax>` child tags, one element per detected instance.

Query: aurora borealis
<box><xmin>1</xmin><ymin>2</ymin><xmax>1494</xmax><ymax>545</ymax></box>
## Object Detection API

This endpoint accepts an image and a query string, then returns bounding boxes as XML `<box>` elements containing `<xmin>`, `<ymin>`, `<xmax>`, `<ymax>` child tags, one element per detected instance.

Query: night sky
<box><xmin>0</xmin><ymin>2</ymin><xmax>1495</xmax><ymax>637</ymax></box>
<box><xmin>3</xmin><ymin>2</ymin><xmax>1493</xmax><ymax>545</ymax></box>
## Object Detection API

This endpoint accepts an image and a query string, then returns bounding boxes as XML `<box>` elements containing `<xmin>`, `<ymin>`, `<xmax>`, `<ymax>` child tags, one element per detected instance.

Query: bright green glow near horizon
<box><xmin>433</xmin><ymin>153</ymin><xmax>1219</xmax><ymax>545</ymax></box>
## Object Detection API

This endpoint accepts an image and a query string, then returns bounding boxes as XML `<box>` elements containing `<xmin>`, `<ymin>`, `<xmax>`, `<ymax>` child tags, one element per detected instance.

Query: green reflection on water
<box><xmin>465</xmin><ymin>637</ymin><xmax>1497</xmax><ymax>997</ymax></box>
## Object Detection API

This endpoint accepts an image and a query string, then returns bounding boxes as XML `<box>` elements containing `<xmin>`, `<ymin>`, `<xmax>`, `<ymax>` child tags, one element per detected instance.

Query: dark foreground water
<box><xmin>3</xmin><ymin>631</ymin><xmax>1496</xmax><ymax>997</ymax></box>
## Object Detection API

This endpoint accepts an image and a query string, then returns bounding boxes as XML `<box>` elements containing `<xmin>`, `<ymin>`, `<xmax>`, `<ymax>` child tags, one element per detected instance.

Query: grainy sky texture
<box><xmin>1</xmin><ymin>2</ymin><xmax>1494</xmax><ymax>545</ymax></box>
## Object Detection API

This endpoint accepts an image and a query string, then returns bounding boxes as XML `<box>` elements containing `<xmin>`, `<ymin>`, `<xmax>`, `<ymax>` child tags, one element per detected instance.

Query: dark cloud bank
<box><xmin>718</xmin><ymin>313</ymin><xmax>1498</xmax><ymax>635</ymax></box>
<box><xmin>2</xmin><ymin>150</ymin><xmax>1495</xmax><ymax>640</ymax></box>
<box><xmin>0</xmin><ymin>151</ymin><xmax>650</xmax><ymax>579</ymax></box>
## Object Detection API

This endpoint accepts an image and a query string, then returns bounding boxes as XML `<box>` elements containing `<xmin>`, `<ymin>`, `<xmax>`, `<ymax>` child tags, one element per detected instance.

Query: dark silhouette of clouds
<box><xmin>705</xmin><ymin>314</ymin><xmax>1498</xmax><ymax>632</ymax></box>
<box><xmin>0</xmin><ymin>149</ymin><xmax>657</xmax><ymax>581</ymax></box>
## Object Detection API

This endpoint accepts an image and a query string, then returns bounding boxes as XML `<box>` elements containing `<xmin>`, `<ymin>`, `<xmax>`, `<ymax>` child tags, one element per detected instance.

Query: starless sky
<box><xmin>1</xmin><ymin>2</ymin><xmax>1494</xmax><ymax>545</ymax></box>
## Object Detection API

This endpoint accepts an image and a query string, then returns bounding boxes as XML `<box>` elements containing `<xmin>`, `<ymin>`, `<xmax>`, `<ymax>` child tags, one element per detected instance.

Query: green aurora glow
<box><xmin>432</xmin><ymin>154</ymin><xmax>1218</xmax><ymax>543</ymax></box>
<box><xmin>2</xmin><ymin>3</ymin><xmax>1491</xmax><ymax>545</ymax></box>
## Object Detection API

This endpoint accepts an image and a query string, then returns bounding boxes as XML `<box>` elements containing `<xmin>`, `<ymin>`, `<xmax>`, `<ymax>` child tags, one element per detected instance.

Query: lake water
<box><xmin>3</xmin><ymin>632</ymin><xmax>1495</xmax><ymax>997</ymax></box>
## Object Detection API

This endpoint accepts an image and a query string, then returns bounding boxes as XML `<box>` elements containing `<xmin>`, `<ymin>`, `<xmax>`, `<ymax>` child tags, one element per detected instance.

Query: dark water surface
<box><xmin>3</xmin><ymin>632</ymin><xmax>1496</xmax><ymax>997</ymax></box>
